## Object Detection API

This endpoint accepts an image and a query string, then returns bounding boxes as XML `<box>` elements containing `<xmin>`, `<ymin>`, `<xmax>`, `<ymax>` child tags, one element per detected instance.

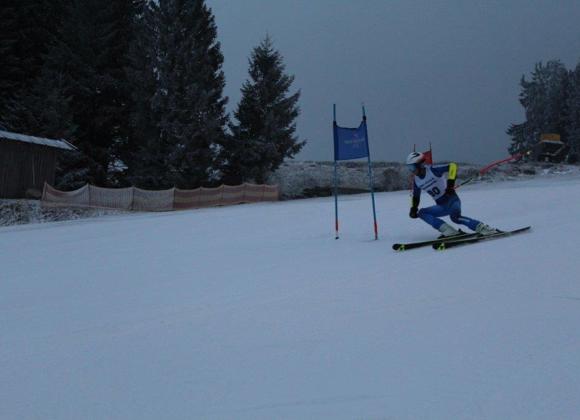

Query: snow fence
<box><xmin>41</xmin><ymin>183</ymin><xmax>279</xmax><ymax>211</ymax></box>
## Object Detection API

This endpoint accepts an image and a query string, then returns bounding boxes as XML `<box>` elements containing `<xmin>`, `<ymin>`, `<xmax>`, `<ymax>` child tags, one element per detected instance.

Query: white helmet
<box><xmin>406</xmin><ymin>151</ymin><xmax>425</xmax><ymax>166</ymax></box>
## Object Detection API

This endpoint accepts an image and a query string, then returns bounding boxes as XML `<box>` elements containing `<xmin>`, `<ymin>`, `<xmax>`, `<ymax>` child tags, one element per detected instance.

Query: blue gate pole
<box><xmin>362</xmin><ymin>105</ymin><xmax>378</xmax><ymax>240</ymax></box>
<box><xmin>333</xmin><ymin>104</ymin><xmax>339</xmax><ymax>239</ymax></box>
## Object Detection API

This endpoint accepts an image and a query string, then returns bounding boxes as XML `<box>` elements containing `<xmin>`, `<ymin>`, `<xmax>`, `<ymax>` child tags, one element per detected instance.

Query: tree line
<box><xmin>508</xmin><ymin>59</ymin><xmax>580</xmax><ymax>162</ymax></box>
<box><xmin>0</xmin><ymin>0</ymin><xmax>304</xmax><ymax>189</ymax></box>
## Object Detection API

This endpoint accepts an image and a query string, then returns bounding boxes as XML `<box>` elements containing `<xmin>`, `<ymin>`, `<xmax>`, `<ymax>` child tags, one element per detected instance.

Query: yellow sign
<box><xmin>540</xmin><ymin>133</ymin><xmax>561</xmax><ymax>142</ymax></box>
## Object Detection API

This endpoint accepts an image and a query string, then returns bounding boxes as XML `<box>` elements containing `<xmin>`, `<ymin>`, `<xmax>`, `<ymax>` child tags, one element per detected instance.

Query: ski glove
<box><xmin>409</xmin><ymin>206</ymin><xmax>419</xmax><ymax>219</ymax></box>
<box><xmin>445</xmin><ymin>179</ymin><xmax>456</xmax><ymax>195</ymax></box>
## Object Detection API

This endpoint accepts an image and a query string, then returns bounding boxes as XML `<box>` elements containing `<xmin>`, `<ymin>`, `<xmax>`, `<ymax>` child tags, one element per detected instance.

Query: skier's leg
<box><xmin>418</xmin><ymin>205</ymin><xmax>449</xmax><ymax>230</ymax></box>
<box><xmin>419</xmin><ymin>204</ymin><xmax>459</xmax><ymax>236</ymax></box>
<box><xmin>448</xmin><ymin>198</ymin><xmax>482</xmax><ymax>231</ymax></box>
<box><xmin>451</xmin><ymin>214</ymin><xmax>481</xmax><ymax>231</ymax></box>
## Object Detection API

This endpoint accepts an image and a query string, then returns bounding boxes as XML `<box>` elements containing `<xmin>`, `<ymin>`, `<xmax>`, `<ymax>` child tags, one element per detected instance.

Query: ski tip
<box><xmin>432</xmin><ymin>225</ymin><xmax>532</xmax><ymax>250</ymax></box>
<box><xmin>392</xmin><ymin>244</ymin><xmax>404</xmax><ymax>251</ymax></box>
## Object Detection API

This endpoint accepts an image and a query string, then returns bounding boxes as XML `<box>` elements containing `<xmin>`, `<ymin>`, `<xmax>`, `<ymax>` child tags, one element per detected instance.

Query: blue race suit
<box><xmin>412</xmin><ymin>164</ymin><xmax>481</xmax><ymax>231</ymax></box>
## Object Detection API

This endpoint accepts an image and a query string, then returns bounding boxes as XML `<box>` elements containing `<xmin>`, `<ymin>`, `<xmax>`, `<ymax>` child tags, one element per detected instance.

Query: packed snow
<box><xmin>2</xmin><ymin>173</ymin><xmax>580</xmax><ymax>419</ymax></box>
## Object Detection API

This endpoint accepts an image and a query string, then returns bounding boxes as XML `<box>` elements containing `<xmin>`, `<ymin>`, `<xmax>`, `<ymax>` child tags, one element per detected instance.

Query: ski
<box><xmin>392</xmin><ymin>231</ymin><xmax>479</xmax><ymax>251</ymax></box>
<box><xmin>432</xmin><ymin>226</ymin><xmax>532</xmax><ymax>250</ymax></box>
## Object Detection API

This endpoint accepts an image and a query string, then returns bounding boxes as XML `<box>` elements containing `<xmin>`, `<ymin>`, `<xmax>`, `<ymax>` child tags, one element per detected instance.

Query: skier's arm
<box><xmin>409</xmin><ymin>183</ymin><xmax>421</xmax><ymax>218</ymax></box>
<box><xmin>446</xmin><ymin>162</ymin><xmax>457</xmax><ymax>193</ymax></box>
<box><xmin>412</xmin><ymin>182</ymin><xmax>421</xmax><ymax>206</ymax></box>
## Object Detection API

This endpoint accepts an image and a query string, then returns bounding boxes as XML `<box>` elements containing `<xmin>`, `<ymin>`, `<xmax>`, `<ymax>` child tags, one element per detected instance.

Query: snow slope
<box><xmin>2</xmin><ymin>175</ymin><xmax>580</xmax><ymax>419</ymax></box>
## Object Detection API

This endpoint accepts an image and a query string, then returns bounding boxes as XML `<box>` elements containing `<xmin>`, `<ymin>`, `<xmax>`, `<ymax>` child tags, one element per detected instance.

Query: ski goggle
<box><xmin>406</xmin><ymin>163</ymin><xmax>421</xmax><ymax>172</ymax></box>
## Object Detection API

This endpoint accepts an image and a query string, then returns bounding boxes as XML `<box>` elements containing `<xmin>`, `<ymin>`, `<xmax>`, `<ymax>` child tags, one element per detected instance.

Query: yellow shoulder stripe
<box><xmin>449</xmin><ymin>162</ymin><xmax>457</xmax><ymax>180</ymax></box>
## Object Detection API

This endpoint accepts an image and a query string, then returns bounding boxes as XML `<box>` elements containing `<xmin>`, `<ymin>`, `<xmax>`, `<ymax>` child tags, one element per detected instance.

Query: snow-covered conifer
<box><xmin>153</xmin><ymin>0</ymin><xmax>229</xmax><ymax>188</ymax></box>
<box><xmin>222</xmin><ymin>36</ymin><xmax>305</xmax><ymax>184</ymax></box>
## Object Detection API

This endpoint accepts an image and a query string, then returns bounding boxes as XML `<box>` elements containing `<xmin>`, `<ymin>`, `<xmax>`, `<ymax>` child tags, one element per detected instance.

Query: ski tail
<box><xmin>393</xmin><ymin>231</ymin><xmax>478</xmax><ymax>251</ymax></box>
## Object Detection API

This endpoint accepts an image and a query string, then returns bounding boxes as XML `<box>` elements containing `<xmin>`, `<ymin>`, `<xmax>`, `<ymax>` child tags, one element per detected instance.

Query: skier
<box><xmin>406</xmin><ymin>151</ymin><xmax>498</xmax><ymax>237</ymax></box>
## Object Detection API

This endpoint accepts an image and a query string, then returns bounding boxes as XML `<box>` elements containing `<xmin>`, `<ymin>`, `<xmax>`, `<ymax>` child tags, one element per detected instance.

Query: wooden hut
<box><xmin>0</xmin><ymin>130</ymin><xmax>76</xmax><ymax>199</ymax></box>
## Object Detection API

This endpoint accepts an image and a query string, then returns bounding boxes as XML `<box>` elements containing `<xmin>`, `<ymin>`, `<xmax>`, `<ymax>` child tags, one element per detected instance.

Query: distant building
<box><xmin>532</xmin><ymin>133</ymin><xmax>569</xmax><ymax>163</ymax></box>
<box><xmin>0</xmin><ymin>130</ymin><xmax>76</xmax><ymax>199</ymax></box>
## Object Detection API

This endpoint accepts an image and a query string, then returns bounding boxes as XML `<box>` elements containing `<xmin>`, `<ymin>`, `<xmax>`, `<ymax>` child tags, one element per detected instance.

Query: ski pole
<box><xmin>455</xmin><ymin>151</ymin><xmax>528</xmax><ymax>190</ymax></box>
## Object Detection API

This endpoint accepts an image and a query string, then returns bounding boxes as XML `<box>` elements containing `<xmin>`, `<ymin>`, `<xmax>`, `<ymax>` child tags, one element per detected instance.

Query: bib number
<box><xmin>427</xmin><ymin>187</ymin><xmax>441</xmax><ymax>198</ymax></box>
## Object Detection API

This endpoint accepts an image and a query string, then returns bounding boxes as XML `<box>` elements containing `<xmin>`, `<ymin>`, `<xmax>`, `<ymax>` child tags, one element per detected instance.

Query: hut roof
<box><xmin>0</xmin><ymin>129</ymin><xmax>76</xmax><ymax>151</ymax></box>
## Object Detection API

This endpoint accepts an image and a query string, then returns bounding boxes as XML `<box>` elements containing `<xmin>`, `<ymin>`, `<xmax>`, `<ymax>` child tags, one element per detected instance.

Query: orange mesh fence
<box><xmin>89</xmin><ymin>185</ymin><xmax>133</xmax><ymax>210</ymax></box>
<box><xmin>133</xmin><ymin>187</ymin><xmax>175</xmax><ymax>212</ymax></box>
<box><xmin>244</xmin><ymin>183</ymin><xmax>266</xmax><ymax>202</ymax></box>
<box><xmin>42</xmin><ymin>182</ymin><xmax>279</xmax><ymax>211</ymax></box>
<box><xmin>262</xmin><ymin>184</ymin><xmax>280</xmax><ymax>201</ymax></box>
<box><xmin>198</xmin><ymin>186</ymin><xmax>223</xmax><ymax>208</ymax></box>
<box><xmin>222</xmin><ymin>185</ymin><xmax>245</xmax><ymax>206</ymax></box>
<box><xmin>42</xmin><ymin>183</ymin><xmax>90</xmax><ymax>207</ymax></box>
<box><xmin>173</xmin><ymin>187</ymin><xmax>202</xmax><ymax>210</ymax></box>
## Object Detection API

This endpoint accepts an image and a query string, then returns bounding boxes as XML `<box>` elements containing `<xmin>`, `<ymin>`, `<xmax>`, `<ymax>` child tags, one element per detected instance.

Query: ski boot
<box><xmin>476</xmin><ymin>223</ymin><xmax>501</xmax><ymax>236</ymax></box>
<box><xmin>437</xmin><ymin>223</ymin><xmax>462</xmax><ymax>238</ymax></box>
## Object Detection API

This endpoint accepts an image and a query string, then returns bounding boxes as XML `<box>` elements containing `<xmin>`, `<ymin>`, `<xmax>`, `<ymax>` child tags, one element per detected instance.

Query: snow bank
<box><xmin>269</xmin><ymin>160</ymin><xmax>580</xmax><ymax>198</ymax></box>
<box><xmin>0</xmin><ymin>199</ymin><xmax>126</xmax><ymax>227</ymax></box>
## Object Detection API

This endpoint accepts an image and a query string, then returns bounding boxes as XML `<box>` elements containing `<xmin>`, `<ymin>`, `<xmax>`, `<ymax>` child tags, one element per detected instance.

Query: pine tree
<box><xmin>0</xmin><ymin>0</ymin><xmax>24</xmax><ymax>128</ymax></box>
<box><xmin>509</xmin><ymin>60</ymin><xmax>570</xmax><ymax>153</ymax></box>
<box><xmin>124</xmin><ymin>1</ymin><xmax>167</xmax><ymax>188</ymax></box>
<box><xmin>516</xmin><ymin>69</ymin><xmax>545</xmax><ymax>151</ymax></box>
<box><xmin>96</xmin><ymin>0</ymin><xmax>144</xmax><ymax>186</ymax></box>
<box><xmin>153</xmin><ymin>0</ymin><xmax>229</xmax><ymax>189</ymax></box>
<box><xmin>222</xmin><ymin>36</ymin><xmax>305</xmax><ymax>184</ymax></box>
<box><xmin>69</xmin><ymin>0</ymin><xmax>141</xmax><ymax>186</ymax></box>
<box><xmin>19</xmin><ymin>0</ymin><xmax>142</xmax><ymax>188</ymax></box>
<box><xmin>542</xmin><ymin>61</ymin><xmax>570</xmax><ymax>138</ymax></box>
<box><xmin>0</xmin><ymin>0</ymin><xmax>90</xmax><ymax>188</ymax></box>
<box><xmin>506</xmin><ymin>122</ymin><xmax>528</xmax><ymax>155</ymax></box>
<box><xmin>0</xmin><ymin>0</ymin><xmax>67</xmax><ymax>130</ymax></box>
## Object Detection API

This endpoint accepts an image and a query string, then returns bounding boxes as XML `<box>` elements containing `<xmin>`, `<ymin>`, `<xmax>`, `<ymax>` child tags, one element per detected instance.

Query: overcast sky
<box><xmin>208</xmin><ymin>0</ymin><xmax>580</xmax><ymax>164</ymax></box>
